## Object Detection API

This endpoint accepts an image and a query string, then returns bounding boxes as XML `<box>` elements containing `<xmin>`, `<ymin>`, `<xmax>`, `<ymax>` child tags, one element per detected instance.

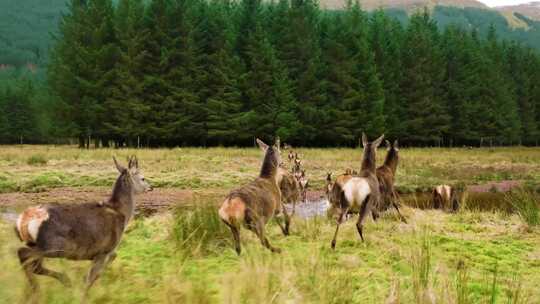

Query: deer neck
<box><xmin>361</xmin><ymin>148</ymin><xmax>376</xmax><ymax>173</ymax></box>
<box><xmin>108</xmin><ymin>175</ymin><xmax>136</xmax><ymax>224</ymax></box>
<box><xmin>383</xmin><ymin>150</ymin><xmax>398</xmax><ymax>174</ymax></box>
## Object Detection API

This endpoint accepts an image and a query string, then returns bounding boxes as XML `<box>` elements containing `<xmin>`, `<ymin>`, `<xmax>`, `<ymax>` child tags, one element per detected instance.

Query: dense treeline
<box><xmin>4</xmin><ymin>0</ymin><xmax>540</xmax><ymax>147</ymax></box>
<box><xmin>0</xmin><ymin>70</ymin><xmax>61</xmax><ymax>144</ymax></box>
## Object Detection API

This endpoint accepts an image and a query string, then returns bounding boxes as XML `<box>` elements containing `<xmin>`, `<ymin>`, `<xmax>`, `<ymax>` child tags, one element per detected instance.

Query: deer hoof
<box><xmin>272</xmin><ymin>247</ymin><xmax>282</xmax><ymax>254</ymax></box>
<box><xmin>331</xmin><ymin>240</ymin><xmax>336</xmax><ymax>250</ymax></box>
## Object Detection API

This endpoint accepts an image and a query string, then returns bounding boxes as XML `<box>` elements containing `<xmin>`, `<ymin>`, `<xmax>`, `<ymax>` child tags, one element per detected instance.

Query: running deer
<box><xmin>376</xmin><ymin>140</ymin><xmax>407</xmax><ymax>222</ymax></box>
<box><xmin>329</xmin><ymin>133</ymin><xmax>384</xmax><ymax>249</ymax></box>
<box><xmin>288</xmin><ymin>150</ymin><xmax>295</xmax><ymax>163</ymax></box>
<box><xmin>257</xmin><ymin>139</ymin><xmax>298</xmax><ymax>234</ymax></box>
<box><xmin>219</xmin><ymin>138</ymin><xmax>285</xmax><ymax>254</ymax></box>
<box><xmin>298</xmin><ymin>169</ymin><xmax>309</xmax><ymax>202</ymax></box>
<box><xmin>15</xmin><ymin>156</ymin><xmax>152</xmax><ymax>301</ymax></box>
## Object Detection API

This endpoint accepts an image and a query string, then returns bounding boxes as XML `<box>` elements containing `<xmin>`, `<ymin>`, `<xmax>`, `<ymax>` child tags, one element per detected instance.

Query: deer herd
<box><xmin>13</xmin><ymin>134</ymin><xmax>462</xmax><ymax>301</ymax></box>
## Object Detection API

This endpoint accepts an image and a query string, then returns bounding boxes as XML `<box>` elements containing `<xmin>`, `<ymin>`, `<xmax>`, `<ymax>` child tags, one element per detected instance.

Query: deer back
<box><xmin>29</xmin><ymin>203</ymin><xmax>126</xmax><ymax>260</ymax></box>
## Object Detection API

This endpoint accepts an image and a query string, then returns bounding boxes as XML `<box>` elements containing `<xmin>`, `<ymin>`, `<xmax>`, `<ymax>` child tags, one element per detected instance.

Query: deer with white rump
<box><xmin>15</xmin><ymin>156</ymin><xmax>152</xmax><ymax>302</ymax></box>
<box><xmin>328</xmin><ymin>133</ymin><xmax>384</xmax><ymax>249</ymax></box>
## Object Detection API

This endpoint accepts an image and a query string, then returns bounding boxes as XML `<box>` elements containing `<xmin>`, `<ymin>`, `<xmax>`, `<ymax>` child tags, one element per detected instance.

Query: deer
<box><xmin>328</xmin><ymin>133</ymin><xmax>384</xmax><ymax>249</ymax></box>
<box><xmin>219</xmin><ymin>138</ymin><xmax>285</xmax><ymax>254</ymax></box>
<box><xmin>256</xmin><ymin>138</ymin><xmax>298</xmax><ymax>235</ymax></box>
<box><xmin>288</xmin><ymin>150</ymin><xmax>295</xmax><ymax>163</ymax></box>
<box><xmin>432</xmin><ymin>185</ymin><xmax>460</xmax><ymax>212</ymax></box>
<box><xmin>278</xmin><ymin>171</ymin><xmax>301</xmax><ymax>234</ymax></box>
<box><xmin>15</xmin><ymin>156</ymin><xmax>152</xmax><ymax>302</ymax></box>
<box><xmin>376</xmin><ymin>140</ymin><xmax>407</xmax><ymax>222</ymax></box>
<box><xmin>298</xmin><ymin>169</ymin><xmax>309</xmax><ymax>202</ymax></box>
<box><xmin>293</xmin><ymin>157</ymin><xmax>302</xmax><ymax>174</ymax></box>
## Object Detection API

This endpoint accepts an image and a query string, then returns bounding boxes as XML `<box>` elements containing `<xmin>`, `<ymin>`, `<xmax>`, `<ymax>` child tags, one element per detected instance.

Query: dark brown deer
<box><xmin>329</xmin><ymin>133</ymin><xmax>384</xmax><ymax>249</ymax></box>
<box><xmin>376</xmin><ymin>140</ymin><xmax>407</xmax><ymax>222</ymax></box>
<box><xmin>219</xmin><ymin>138</ymin><xmax>284</xmax><ymax>254</ymax></box>
<box><xmin>15</xmin><ymin>156</ymin><xmax>152</xmax><ymax>301</ymax></box>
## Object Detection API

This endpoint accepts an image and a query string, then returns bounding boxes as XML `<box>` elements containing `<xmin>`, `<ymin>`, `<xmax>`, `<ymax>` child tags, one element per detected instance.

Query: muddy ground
<box><xmin>0</xmin><ymin>180</ymin><xmax>527</xmax><ymax>218</ymax></box>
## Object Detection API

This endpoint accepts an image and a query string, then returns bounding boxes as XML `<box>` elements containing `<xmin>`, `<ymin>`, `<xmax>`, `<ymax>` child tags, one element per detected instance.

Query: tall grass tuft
<box><xmin>411</xmin><ymin>232</ymin><xmax>434</xmax><ymax>304</ymax></box>
<box><xmin>171</xmin><ymin>198</ymin><xmax>229</xmax><ymax>257</ymax></box>
<box><xmin>505</xmin><ymin>189</ymin><xmax>540</xmax><ymax>227</ymax></box>
<box><xmin>455</xmin><ymin>260</ymin><xmax>471</xmax><ymax>304</ymax></box>
<box><xmin>26</xmin><ymin>154</ymin><xmax>47</xmax><ymax>165</ymax></box>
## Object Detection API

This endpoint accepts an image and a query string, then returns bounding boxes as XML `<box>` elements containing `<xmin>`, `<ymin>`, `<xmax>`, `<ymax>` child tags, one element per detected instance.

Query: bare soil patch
<box><xmin>0</xmin><ymin>187</ymin><xmax>193</xmax><ymax>216</ymax></box>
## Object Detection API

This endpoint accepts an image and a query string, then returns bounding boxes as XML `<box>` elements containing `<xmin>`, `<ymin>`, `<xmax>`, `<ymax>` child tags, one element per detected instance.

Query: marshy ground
<box><xmin>0</xmin><ymin>145</ymin><xmax>539</xmax><ymax>303</ymax></box>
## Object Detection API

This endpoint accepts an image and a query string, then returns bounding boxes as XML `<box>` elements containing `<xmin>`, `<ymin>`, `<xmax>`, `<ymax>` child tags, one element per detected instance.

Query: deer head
<box><xmin>360</xmin><ymin>133</ymin><xmax>384</xmax><ymax>173</ymax></box>
<box><xmin>256</xmin><ymin>138</ymin><xmax>283</xmax><ymax>183</ymax></box>
<box><xmin>113</xmin><ymin>156</ymin><xmax>152</xmax><ymax>194</ymax></box>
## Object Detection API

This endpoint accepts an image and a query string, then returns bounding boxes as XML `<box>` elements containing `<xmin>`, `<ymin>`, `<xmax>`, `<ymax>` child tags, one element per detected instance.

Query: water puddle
<box><xmin>284</xmin><ymin>198</ymin><xmax>330</xmax><ymax>219</ymax></box>
<box><xmin>0</xmin><ymin>207</ymin><xmax>19</xmax><ymax>224</ymax></box>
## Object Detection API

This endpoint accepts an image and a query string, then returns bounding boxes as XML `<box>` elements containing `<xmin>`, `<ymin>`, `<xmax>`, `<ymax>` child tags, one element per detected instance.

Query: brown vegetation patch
<box><xmin>467</xmin><ymin>180</ymin><xmax>522</xmax><ymax>193</ymax></box>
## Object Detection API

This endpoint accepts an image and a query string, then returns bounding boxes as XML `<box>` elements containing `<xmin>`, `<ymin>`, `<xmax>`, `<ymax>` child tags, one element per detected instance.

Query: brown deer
<box><xmin>277</xmin><ymin>172</ymin><xmax>300</xmax><ymax>235</ymax></box>
<box><xmin>15</xmin><ymin>156</ymin><xmax>152</xmax><ymax>301</ymax></box>
<box><xmin>257</xmin><ymin>139</ymin><xmax>298</xmax><ymax>235</ymax></box>
<box><xmin>376</xmin><ymin>140</ymin><xmax>407</xmax><ymax>222</ymax></box>
<box><xmin>288</xmin><ymin>150</ymin><xmax>295</xmax><ymax>163</ymax></box>
<box><xmin>219</xmin><ymin>138</ymin><xmax>285</xmax><ymax>254</ymax></box>
<box><xmin>329</xmin><ymin>133</ymin><xmax>384</xmax><ymax>249</ymax></box>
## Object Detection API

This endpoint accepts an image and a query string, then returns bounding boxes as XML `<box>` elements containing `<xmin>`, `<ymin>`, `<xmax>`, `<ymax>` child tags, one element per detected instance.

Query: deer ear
<box><xmin>385</xmin><ymin>140</ymin><xmax>391</xmax><ymax>149</ymax></box>
<box><xmin>361</xmin><ymin>133</ymin><xmax>368</xmax><ymax>147</ymax></box>
<box><xmin>393</xmin><ymin>140</ymin><xmax>399</xmax><ymax>150</ymax></box>
<box><xmin>129</xmin><ymin>155</ymin><xmax>139</xmax><ymax>169</ymax></box>
<box><xmin>373</xmin><ymin>134</ymin><xmax>385</xmax><ymax>148</ymax></box>
<box><xmin>113</xmin><ymin>156</ymin><xmax>126</xmax><ymax>173</ymax></box>
<box><xmin>256</xmin><ymin>138</ymin><xmax>268</xmax><ymax>152</ymax></box>
<box><xmin>275</xmin><ymin>136</ymin><xmax>281</xmax><ymax>151</ymax></box>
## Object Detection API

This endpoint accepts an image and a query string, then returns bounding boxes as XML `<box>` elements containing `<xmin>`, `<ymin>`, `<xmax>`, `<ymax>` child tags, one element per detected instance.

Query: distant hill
<box><xmin>1</xmin><ymin>0</ymin><xmax>540</xmax><ymax>69</ymax></box>
<box><xmin>496</xmin><ymin>1</ymin><xmax>540</xmax><ymax>21</ymax></box>
<box><xmin>320</xmin><ymin>0</ymin><xmax>487</xmax><ymax>10</ymax></box>
<box><xmin>0</xmin><ymin>0</ymin><xmax>65</xmax><ymax>69</ymax></box>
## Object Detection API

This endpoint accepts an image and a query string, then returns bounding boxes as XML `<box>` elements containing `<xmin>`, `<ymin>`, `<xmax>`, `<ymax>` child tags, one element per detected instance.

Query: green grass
<box><xmin>0</xmin><ymin>146</ymin><xmax>539</xmax><ymax>303</ymax></box>
<box><xmin>26</xmin><ymin>154</ymin><xmax>48</xmax><ymax>166</ymax></box>
<box><xmin>0</xmin><ymin>146</ymin><xmax>539</xmax><ymax>193</ymax></box>
<box><xmin>1</xmin><ymin>203</ymin><xmax>539</xmax><ymax>303</ymax></box>
<box><xmin>505</xmin><ymin>189</ymin><xmax>540</xmax><ymax>227</ymax></box>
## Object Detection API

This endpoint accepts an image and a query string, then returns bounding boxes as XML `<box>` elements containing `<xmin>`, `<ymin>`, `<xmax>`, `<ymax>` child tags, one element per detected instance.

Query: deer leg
<box><xmin>18</xmin><ymin>247</ymin><xmax>40</xmax><ymax>294</ymax></box>
<box><xmin>330</xmin><ymin>208</ymin><xmax>348</xmax><ymax>250</ymax></box>
<box><xmin>356</xmin><ymin>195</ymin><xmax>373</xmax><ymax>242</ymax></box>
<box><xmin>107</xmin><ymin>252</ymin><xmax>117</xmax><ymax>265</ymax></box>
<box><xmin>280</xmin><ymin>203</ymin><xmax>291</xmax><ymax>236</ymax></box>
<box><xmin>35</xmin><ymin>259</ymin><xmax>71</xmax><ymax>287</ymax></box>
<box><xmin>82</xmin><ymin>254</ymin><xmax>108</xmax><ymax>301</ymax></box>
<box><xmin>222</xmin><ymin>219</ymin><xmax>242</xmax><ymax>255</ymax></box>
<box><xmin>252</xmin><ymin>220</ymin><xmax>281</xmax><ymax>253</ymax></box>
<box><xmin>391</xmin><ymin>190</ymin><xmax>407</xmax><ymax>223</ymax></box>
<box><xmin>371</xmin><ymin>209</ymin><xmax>380</xmax><ymax>221</ymax></box>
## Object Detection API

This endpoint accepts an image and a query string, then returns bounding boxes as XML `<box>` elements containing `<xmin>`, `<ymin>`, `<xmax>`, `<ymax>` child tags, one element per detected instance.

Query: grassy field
<box><xmin>0</xmin><ymin>145</ymin><xmax>539</xmax><ymax>303</ymax></box>
<box><xmin>0</xmin><ymin>145</ymin><xmax>539</xmax><ymax>193</ymax></box>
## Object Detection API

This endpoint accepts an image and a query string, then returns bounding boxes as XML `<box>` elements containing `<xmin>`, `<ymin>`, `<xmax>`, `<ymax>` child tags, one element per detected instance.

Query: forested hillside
<box><xmin>0</xmin><ymin>0</ymin><xmax>65</xmax><ymax>68</ymax></box>
<box><xmin>1</xmin><ymin>0</ymin><xmax>540</xmax><ymax>147</ymax></box>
